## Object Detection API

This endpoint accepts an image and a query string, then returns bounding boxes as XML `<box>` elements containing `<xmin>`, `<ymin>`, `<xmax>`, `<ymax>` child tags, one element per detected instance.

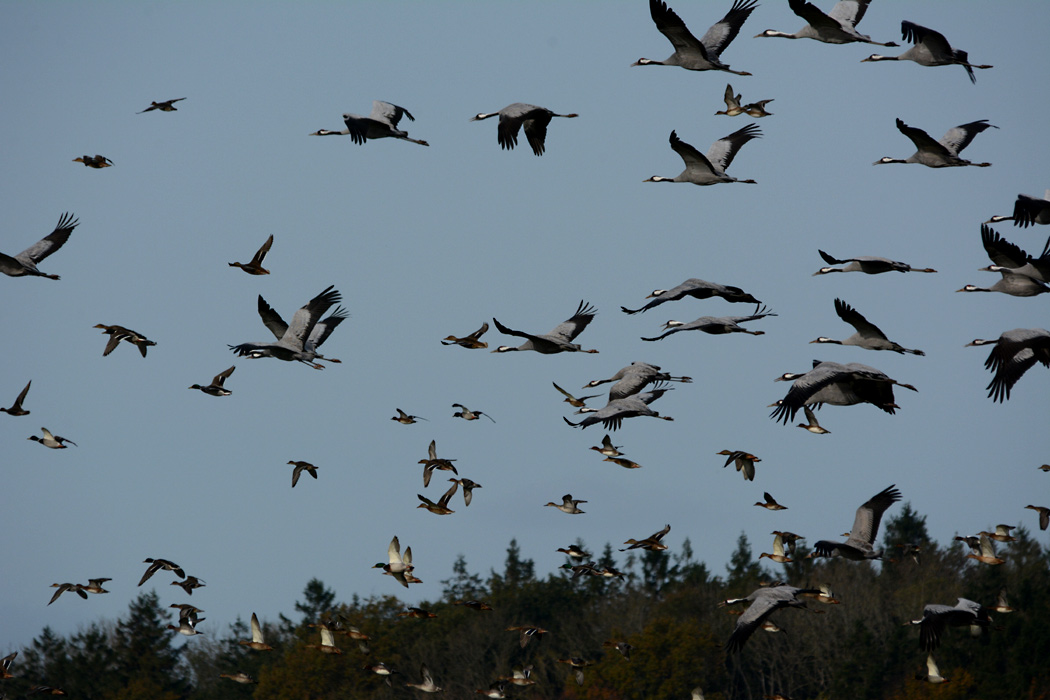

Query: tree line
<box><xmin>6</xmin><ymin>505</ymin><xmax>1049</xmax><ymax>700</ymax></box>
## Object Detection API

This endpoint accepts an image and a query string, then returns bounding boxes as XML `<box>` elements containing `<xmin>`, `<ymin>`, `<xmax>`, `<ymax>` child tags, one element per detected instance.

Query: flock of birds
<box><xmin>5</xmin><ymin>0</ymin><xmax>1049</xmax><ymax>696</ymax></box>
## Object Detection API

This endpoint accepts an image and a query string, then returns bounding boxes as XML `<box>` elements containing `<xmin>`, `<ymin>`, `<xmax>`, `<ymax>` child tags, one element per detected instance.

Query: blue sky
<box><xmin>2</xmin><ymin>1</ymin><xmax>1047</xmax><ymax>651</ymax></box>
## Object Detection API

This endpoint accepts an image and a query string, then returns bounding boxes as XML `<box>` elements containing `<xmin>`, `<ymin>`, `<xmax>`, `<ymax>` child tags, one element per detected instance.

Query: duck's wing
<box><xmin>388</xmin><ymin>536</ymin><xmax>403</xmax><ymax>565</ymax></box>
<box><xmin>320</xmin><ymin>627</ymin><xmax>336</xmax><ymax>647</ymax></box>
<box><xmin>102</xmin><ymin>334</ymin><xmax>123</xmax><ymax>357</ymax></box>
<box><xmin>650</xmin><ymin>523</ymin><xmax>672</xmax><ymax>541</ymax></box>
<box><xmin>723</xmin><ymin>83</ymin><xmax>741</xmax><ymax>109</ymax></box>
<box><xmin>553</xmin><ymin>382</ymin><xmax>581</xmax><ymax>402</ymax></box>
<box><xmin>437</xmin><ymin>480</ymin><xmax>459</xmax><ymax>507</ymax></box>
<box><xmin>138</xmin><ymin>560</ymin><xmax>162</xmax><ymax>586</ymax></box>
<box><xmin>250</xmin><ymin>612</ymin><xmax>265</xmax><ymax>643</ymax></box>
<box><xmin>213</xmin><ymin>366</ymin><xmax>235</xmax><ymax>386</ymax></box>
<box><xmin>16</xmin><ymin>213</ymin><xmax>79</xmax><ymax>264</ymax></box>
<box><xmin>926</xmin><ymin>654</ymin><xmax>940</xmax><ymax>679</ymax></box>
<box><xmin>249</xmin><ymin>234</ymin><xmax>274</xmax><ymax>266</ymax></box>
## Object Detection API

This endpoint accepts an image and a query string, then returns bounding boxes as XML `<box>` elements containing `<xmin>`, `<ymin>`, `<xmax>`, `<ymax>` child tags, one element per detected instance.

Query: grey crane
<box><xmin>908</xmin><ymin>598</ymin><xmax>989</xmax><ymax>651</ymax></box>
<box><xmin>957</xmin><ymin>269</ymin><xmax>1049</xmax><ymax>297</ymax></box>
<box><xmin>720</xmin><ymin>584</ymin><xmax>821</xmax><ymax>653</ymax></box>
<box><xmin>965</xmin><ymin>328</ymin><xmax>1050</xmax><ymax>402</ymax></box>
<box><xmin>0</xmin><ymin>213</ymin><xmax>79</xmax><ymax>280</ymax></box>
<box><xmin>814</xmin><ymin>249</ymin><xmax>936</xmax><ymax>275</ymax></box>
<box><xmin>977</xmin><ymin>224</ymin><xmax>1050</xmax><ymax>283</ymax></box>
<box><xmin>492</xmin><ymin>300</ymin><xmax>599</xmax><ymax>354</ymax></box>
<box><xmin>769</xmin><ymin>360</ymin><xmax>917</xmax><ymax>424</ymax></box>
<box><xmin>622</xmin><ymin>277</ymin><xmax>761</xmax><ymax>314</ymax></box>
<box><xmin>812</xmin><ymin>484</ymin><xmax>901</xmax><ymax>560</ymax></box>
<box><xmin>470</xmin><ymin>104</ymin><xmax>578</xmax><ymax>156</ymax></box>
<box><xmin>874</xmin><ymin>118</ymin><xmax>996</xmax><ymax>168</ymax></box>
<box><xmin>755</xmin><ymin>0</ymin><xmax>898</xmax><ymax>46</ymax></box>
<box><xmin>645</xmin><ymin>126</ymin><xmax>760</xmax><ymax>185</ymax></box>
<box><xmin>584</xmin><ymin>362</ymin><xmax>692</xmax><ymax>401</ymax></box>
<box><xmin>564</xmin><ymin>387</ymin><xmax>674</xmax><ymax>431</ymax></box>
<box><xmin>633</xmin><ymin>0</ymin><xmax>758</xmax><ymax>75</ymax></box>
<box><xmin>229</xmin><ymin>286</ymin><xmax>343</xmax><ymax>369</ymax></box>
<box><xmin>310</xmin><ymin>101</ymin><xmax>428</xmax><ymax>146</ymax></box>
<box><xmin>862</xmin><ymin>21</ymin><xmax>992</xmax><ymax>83</ymax></box>
<box><xmin>251</xmin><ymin>292</ymin><xmax>347</xmax><ymax>366</ymax></box>
<box><xmin>810</xmin><ymin>298</ymin><xmax>924</xmax><ymax>355</ymax></box>
<box><xmin>642</xmin><ymin>306</ymin><xmax>776</xmax><ymax>342</ymax></box>
<box><xmin>986</xmin><ymin>190</ymin><xmax>1050</xmax><ymax>228</ymax></box>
